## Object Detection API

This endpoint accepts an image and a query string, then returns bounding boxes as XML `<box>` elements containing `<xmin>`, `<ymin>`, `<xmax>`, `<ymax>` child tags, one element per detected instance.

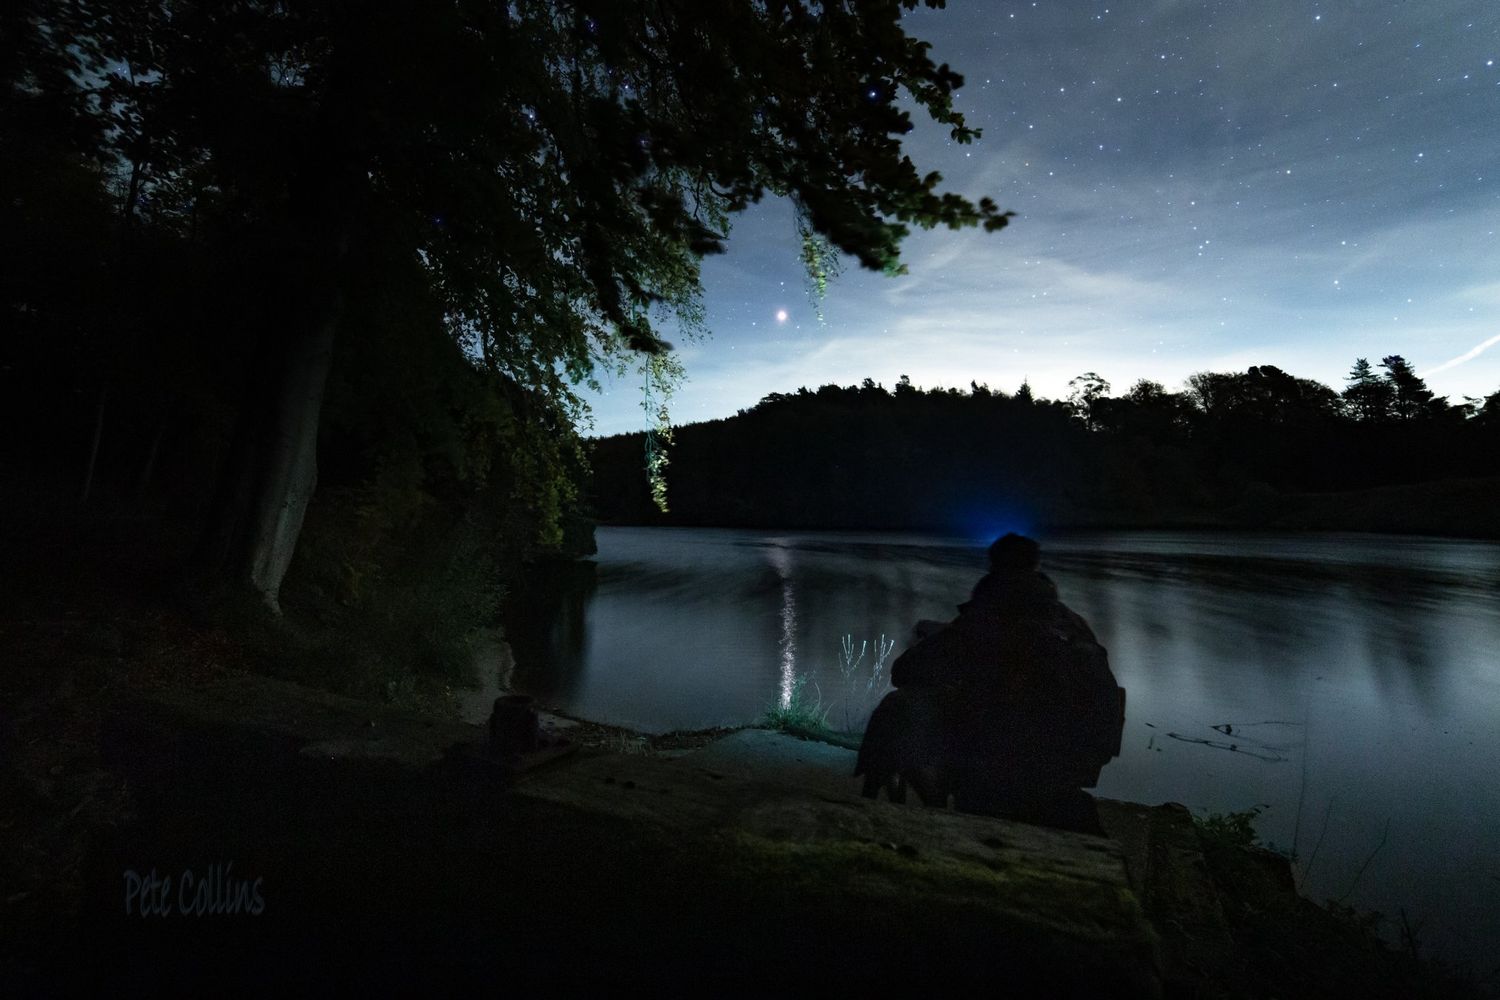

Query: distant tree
<box><xmin>1478</xmin><ymin>389</ymin><xmax>1500</xmax><ymax>425</ymax></box>
<box><xmin>1380</xmin><ymin>355</ymin><xmax>1441</xmax><ymax>421</ymax></box>
<box><xmin>1248</xmin><ymin>366</ymin><xmax>1339</xmax><ymax>421</ymax></box>
<box><xmin>1293</xmin><ymin>377</ymin><xmax>1343</xmax><ymax>416</ymax></box>
<box><xmin>1015</xmin><ymin>378</ymin><xmax>1034</xmax><ymax>404</ymax></box>
<box><xmin>1125</xmin><ymin>379</ymin><xmax>1167</xmax><ymax>404</ymax></box>
<box><xmin>589</xmin><ymin>362</ymin><xmax>1500</xmax><ymax>529</ymax></box>
<box><xmin>814</xmin><ymin>383</ymin><xmax>849</xmax><ymax>402</ymax></box>
<box><xmin>1240</xmin><ymin>366</ymin><xmax>1295</xmax><ymax>422</ymax></box>
<box><xmin>1066</xmin><ymin>372</ymin><xmax>1111</xmax><ymax>430</ymax></box>
<box><xmin>1186</xmin><ymin>367</ymin><xmax>1336</xmax><ymax>425</ymax></box>
<box><xmin>895</xmin><ymin>373</ymin><xmax>917</xmax><ymax>397</ymax></box>
<box><xmin>1185</xmin><ymin>371</ymin><xmax>1236</xmax><ymax>417</ymax></box>
<box><xmin>970</xmin><ymin>380</ymin><xmax>992</xmax><ymax>397</ymax></box>
<box><xmin>1342</xmin><ymin>357</ymin><xmax>1394</xmax><ymax>422</ymax></box>
<box><xmin>855</xmin><ymin>377</ymin><xmax>889</xmax><ymax>405</ymax></box>
<box><xmin>1093</xmin><ymin>379</ymin><xmax>1193</xmax><ymax>440</ymax></box>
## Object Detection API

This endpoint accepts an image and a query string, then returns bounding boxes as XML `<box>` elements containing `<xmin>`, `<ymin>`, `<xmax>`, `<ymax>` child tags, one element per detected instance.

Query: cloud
<box><xmin>1420</xmin><ymin>333</ymin><xmax>1500</xmax><ymax>378</ymax></box>
<box><xmin>578</xmin><ymin>2</ymin><xmax>1500</xmax><ymax>436</ymax></box>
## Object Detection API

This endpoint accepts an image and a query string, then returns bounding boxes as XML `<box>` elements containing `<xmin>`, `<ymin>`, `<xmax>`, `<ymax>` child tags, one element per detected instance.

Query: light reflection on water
<box><xmin>765</xmin><ymin>541</ymin><xmax>797</xmax><ymax>710</ymax></box>
<box><xmin>505</xmin><ymin>526</ymin><xmax>1500</xmax><ymax>972</ymax></box>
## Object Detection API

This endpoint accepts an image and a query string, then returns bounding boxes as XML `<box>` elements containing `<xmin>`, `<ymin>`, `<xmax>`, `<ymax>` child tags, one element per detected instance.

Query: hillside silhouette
<box><xmin>589</xmin><ymin>366</ymin><xmax>1500</xmax><ymax>537</ymax></box>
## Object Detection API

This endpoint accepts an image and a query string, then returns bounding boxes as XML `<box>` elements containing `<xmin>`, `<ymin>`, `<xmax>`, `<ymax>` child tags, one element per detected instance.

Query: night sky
<box><xmin>582</xmin><ymin>0</ymin><xmax>1500</xmax><ymax>436</ymax></box>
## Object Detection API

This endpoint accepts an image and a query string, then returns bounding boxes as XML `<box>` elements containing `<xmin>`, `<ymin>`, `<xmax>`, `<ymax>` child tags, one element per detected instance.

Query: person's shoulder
<box><xmin>1032</xmin><ymin>571</ymin><xmax>1061</xmax><ymax>601</ymax></box>
<box><xmin>971</xmin><ymin>569</ymin><xmax>1006</xmax><ymax>592</ymax></box>
<box><xmin>1009</xmin><ymin>570</ymin><xmax>1058</xmax><ymax>608</ymax></box>
<box><xmin>973</xmin><ymin>569</ymin><xmax>1055</xmax><ymax>598</ymax></box>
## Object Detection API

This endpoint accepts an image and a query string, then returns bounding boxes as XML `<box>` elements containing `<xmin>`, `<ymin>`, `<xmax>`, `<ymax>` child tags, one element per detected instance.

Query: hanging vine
<box><xmin>641</xmin><ymin>351</ymin><xmax>683</xmax><ymax>513</ymax></box>
<box><xmin>628</xmin><ymin>196</ymin><xmax>834</xmax><ymax>513</ymax></box>
<box><xmin>793</xmin><ymin>200</ymin><xmax>843</xmax><ymax>325</ymax></box>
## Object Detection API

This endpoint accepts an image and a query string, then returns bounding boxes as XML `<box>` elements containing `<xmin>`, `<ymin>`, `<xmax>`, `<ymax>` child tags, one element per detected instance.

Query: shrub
<box><xmin>1193</xmin><ymin>804</ymin><xmax>1271</xmax><ymax>850</ymax></box>
<box><xmin>761</xmin><ymin>674</ymin><xmax>832</xmax><ymax>734</ymax></box>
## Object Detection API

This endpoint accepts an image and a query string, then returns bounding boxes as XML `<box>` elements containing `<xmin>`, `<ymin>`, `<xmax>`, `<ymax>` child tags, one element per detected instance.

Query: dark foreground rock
<box><xmin>9</xmin><ymin>696</ymin><xmax>1156</xmax><ymax>995</ymax></box>
<box><xmin>1</xmin><ymin>662</ymin><xmax>1484</xmax><ymax>997</ymax></box>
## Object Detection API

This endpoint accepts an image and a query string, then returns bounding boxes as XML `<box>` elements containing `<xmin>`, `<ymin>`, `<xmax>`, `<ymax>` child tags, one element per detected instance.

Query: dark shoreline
<box><xmin>591</xmin><ymin>475</ymin><xmax>1500</xmax><ymax>542</ymax></box>
<box><xmin>4</xmin><ymin>570</ymin><xmax>1493</xmax><ymax>998</ymax></box>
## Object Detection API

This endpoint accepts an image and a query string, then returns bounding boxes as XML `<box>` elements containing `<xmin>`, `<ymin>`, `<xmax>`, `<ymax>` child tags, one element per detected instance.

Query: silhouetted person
<box><xmin>854</xmin><ymin>533</ymin><xmax>1123</xmax><ymax>835</ymax></box>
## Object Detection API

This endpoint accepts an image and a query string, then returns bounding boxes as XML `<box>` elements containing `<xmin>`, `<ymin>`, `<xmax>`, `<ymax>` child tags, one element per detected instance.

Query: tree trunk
<box><xmin>79</xmin><ymin>385</ymin><xmax>107</xmax><ymax>507</ymax></box>
<box><xmin>245</xmin><ymin>291</ymin><xmax>341</xmax><ymax>614</ymax></box>
<box><xmin>135</xmin><ymin>405</ymin><xmax>168</xmax><ymax>505</ymax></box>
<box><xmin>192</xmin><ymin>235</ymin><xmax>348</xmax><ymax>616</ymax></box>
<box><xmin>190</xmin><ymin>132</ymin><xmax>358</xmax><ymax>616</ymax></box>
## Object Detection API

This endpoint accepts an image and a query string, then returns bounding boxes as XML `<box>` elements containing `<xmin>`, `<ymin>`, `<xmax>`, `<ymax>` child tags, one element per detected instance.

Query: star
<box><xmin>576</xmin><ymin>0</ymin><xmax>1500</xmax><ymax>449</ymax></box>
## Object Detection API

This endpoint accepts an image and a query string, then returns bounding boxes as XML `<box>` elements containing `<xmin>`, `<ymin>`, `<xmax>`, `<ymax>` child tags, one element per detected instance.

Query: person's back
<box><xmin>951</xmin><ymin>537</ymin><xmax>1121</xmax><ymax>829</ymax></box>
<box><xmin>857</xmin><ymin>533</ymin><xmax>1124</xmax><ymax>833</ymax></box>
<box><xmin>889</xmin><ymin>533</ymin><xmax>1055</xmax><ymax>692</ymax></box>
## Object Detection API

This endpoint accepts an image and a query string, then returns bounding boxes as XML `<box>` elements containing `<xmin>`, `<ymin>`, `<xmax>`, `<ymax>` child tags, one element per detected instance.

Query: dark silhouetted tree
<box><xmin>1066</xmin><ymin>372</ymin><xmax>1111</xmax><ymax>430</ymax></box>
<box><xmin>589</xmin><ymin>364</ymin><xmax>1500</xmax><ymax>533</ymax></box>
<box><xmin>38</xmin><ymin>0</ymin><xmax>1013</xmax><ymax>612</ymax></box>
<box><xmin>1478</xmin><ymin>389</ymin><xmax>1500</xmax><ymax>426</ymax></box>
<box><xmin>1093</xmin><ymin>379</ymin><xmax>1194</xmax><ymax>442</ymax></box>
<box><xmin>1343</xmin><ymin>357</ymin><xmax>1394</xmax><ymax>422</ymax></box>
<box><xmin>1185</xmin><ymin>371</ymin><xmax>1236</xmax><ymax>418</ymax></box>
<box><xmin>1380</xmin><ymin>355</ymin><xmax>1440</xmax><ymax>421</ymax></box>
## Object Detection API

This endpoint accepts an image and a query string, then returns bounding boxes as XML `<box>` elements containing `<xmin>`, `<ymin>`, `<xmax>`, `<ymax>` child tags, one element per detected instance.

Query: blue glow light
<box><xmin>950</xmin><ymin>501</ymin><xmax>1035</xmax><ymax>546</ymax></box>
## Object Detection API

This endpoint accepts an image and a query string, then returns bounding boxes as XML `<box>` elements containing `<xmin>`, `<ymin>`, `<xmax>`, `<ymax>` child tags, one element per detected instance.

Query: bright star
<box><xmin>775</xmin><ymin>309</ymin><xmax>788</xmax><ymax>323</ymax></box>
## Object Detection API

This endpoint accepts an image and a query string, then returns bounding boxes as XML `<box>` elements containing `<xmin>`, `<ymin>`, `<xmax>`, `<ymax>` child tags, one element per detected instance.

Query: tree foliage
<box><xmin>590</xmin><ymin>361</ymin><xmax>1500</xmax><ymax>532</ymax></box>
<box><xmin>1343</xmin><ymin>357</ymin><xmax>1393</xmax><ymax>423</ymax></box>
<box><xmin>1066</xmin><ymin>372</ymin><xmax>1111</xmax><ymax>430</ymax></box>
<box><xmin>54</xmin><ymin>0</ymin><xmax>1011</xmax><ymax>403</ymax></box>
<box><xmin>2</xmin><ymin>0</ymin><xmax>1016</xmax><ymax>648</ymax></box>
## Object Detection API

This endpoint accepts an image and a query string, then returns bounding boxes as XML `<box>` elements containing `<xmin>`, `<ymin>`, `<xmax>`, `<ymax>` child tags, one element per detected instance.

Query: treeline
<box><xmin>589</xmin><ymin>366</ymin><xmax>1500</xmax><ymax>534</ymax></box>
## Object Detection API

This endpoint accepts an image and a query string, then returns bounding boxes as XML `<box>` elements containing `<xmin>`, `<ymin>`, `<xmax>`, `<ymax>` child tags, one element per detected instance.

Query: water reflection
<box><xmin>500</xmin><ymin>526</ymin><xmax>1500</xmax><ymax>973</ymax></box>
<box><xmin>502</xmin><ymin>559</ymin><xmax>596</xmax><ymax>699</ymax></box>
<box><xmin>765</xmin><ymin>541</ymin><xmax>797</xmax><ymax>709</ymax></box>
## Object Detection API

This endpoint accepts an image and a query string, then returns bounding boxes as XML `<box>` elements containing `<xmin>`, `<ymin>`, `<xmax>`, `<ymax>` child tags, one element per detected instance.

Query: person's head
<box><xmin>988</xmin><ymin>532</ymin><xmax>1041</xmax><ymax>572</ymax></box>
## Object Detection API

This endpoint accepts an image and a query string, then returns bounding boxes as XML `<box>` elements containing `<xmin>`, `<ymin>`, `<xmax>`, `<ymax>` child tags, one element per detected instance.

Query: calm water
<box><xmin>506</xmin><ymin>526</ymin><xmax>1500</xmax><ymax>972</ymax></box>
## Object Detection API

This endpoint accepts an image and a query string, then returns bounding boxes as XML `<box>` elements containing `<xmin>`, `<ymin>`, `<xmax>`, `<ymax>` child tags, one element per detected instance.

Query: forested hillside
<box><xmin>591</xmin><ymin>367</ymin><xmax>1500</xmax><ymax>535</ymax></box>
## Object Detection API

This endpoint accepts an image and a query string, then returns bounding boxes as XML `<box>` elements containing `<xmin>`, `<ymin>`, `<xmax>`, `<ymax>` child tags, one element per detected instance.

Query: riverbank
<box><xmin>1197</xmin><ymin>476</ymin><xmax>1500</xmax><ymax>539</ymax></box>
<box><xmin>1</xmin><ymin>614</ymin><xmax>1486</xmax><ymax>995</ymax></box>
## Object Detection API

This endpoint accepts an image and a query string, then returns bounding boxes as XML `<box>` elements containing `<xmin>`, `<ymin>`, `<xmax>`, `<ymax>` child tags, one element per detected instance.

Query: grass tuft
<box><xmin>758</xmin><ymin>674</ymin><xmax>862</xmax><ymax>750</ymax></box>
<box><xmin>761</xmin><ymin>674</ymin><xmax>832</xmax><ymax>732</ymax></box>
<box><xmin>1193</xmin><ymin>803</ymin><xmax>1272</xmax><ymax>851</ymax></box>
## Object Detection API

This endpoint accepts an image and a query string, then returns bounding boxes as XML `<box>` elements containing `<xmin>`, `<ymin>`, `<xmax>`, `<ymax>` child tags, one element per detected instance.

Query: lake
<box><xmin>503</xmin><ymin>526</ymin><xmax>1500</xmax><ymax>973</ymax></box>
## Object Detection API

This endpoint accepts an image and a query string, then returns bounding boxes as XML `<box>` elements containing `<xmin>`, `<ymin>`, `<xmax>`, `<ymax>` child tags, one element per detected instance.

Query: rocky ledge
<box><xmin>1</xmin><ymin>664</ymin><xmax>1481</xmax><ymax>997</ymax></box>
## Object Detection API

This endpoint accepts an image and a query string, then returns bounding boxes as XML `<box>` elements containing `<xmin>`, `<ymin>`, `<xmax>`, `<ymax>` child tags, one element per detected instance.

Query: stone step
<box><xmin>1097</xmin><ymin>800</ymin><xmax>1237</xmax><ymax>998</ymax></box>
